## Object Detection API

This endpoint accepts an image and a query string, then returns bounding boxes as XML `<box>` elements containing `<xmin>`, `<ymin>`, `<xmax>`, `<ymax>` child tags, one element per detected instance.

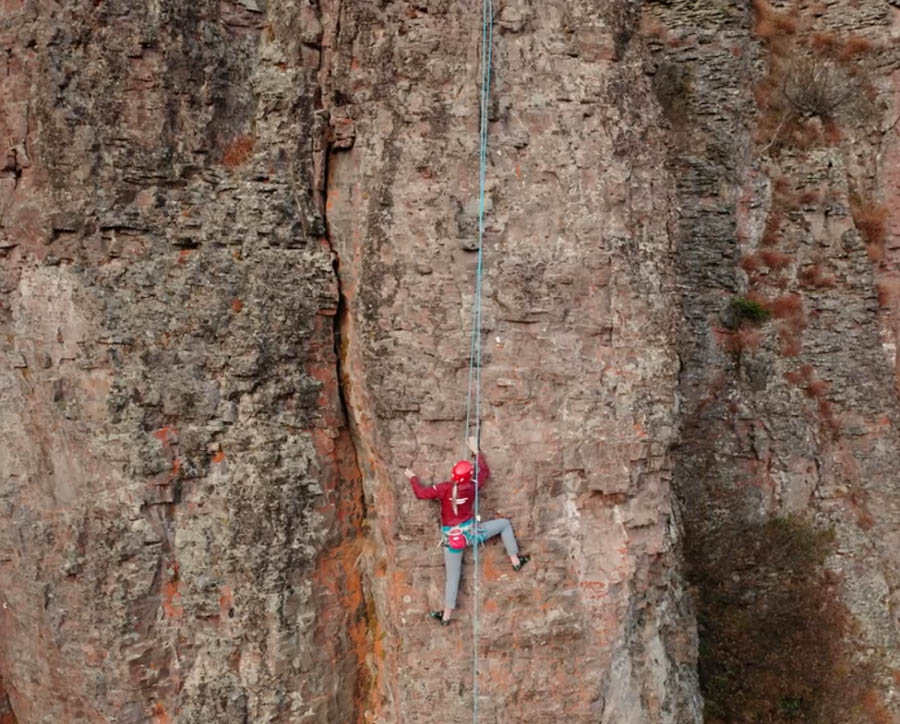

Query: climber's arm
<box><xmin>405</xmin><ymin>468</ymin><xmax>440</xmax><ymax>499</ymax></box>
<box><xmin>467</xmin><ymin>436</ymin><xmax>490</xmax><ymax>489</ymax></box>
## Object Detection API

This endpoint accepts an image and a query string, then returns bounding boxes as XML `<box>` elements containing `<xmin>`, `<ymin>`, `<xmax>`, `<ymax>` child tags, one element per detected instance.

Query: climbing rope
<box><xmin>463</xmin><ymin>1</ymin><xmax>493</xmax><ymax>722</ymax></box>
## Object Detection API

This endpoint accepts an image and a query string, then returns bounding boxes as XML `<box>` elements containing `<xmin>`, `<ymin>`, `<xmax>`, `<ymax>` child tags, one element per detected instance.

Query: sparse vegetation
<box><xmin>729</xmin><ymin>296</ymin><xmax>772</xmax><ymax>326</ymax></box>
<box><xmin>849</xmin><ymin>195</ymin><xmax>888</xmax><ymax>262</ymax></box>
<box><xmin>688</xmin><ymin>514</ymin><xmax>867</xmax><ymax>724</ymax></box>
<box><xmin>781</xmin><ymin>58</ymin><xmax>857</xmax><ymax>120</ymax></box>
<box><xmin>751</xmin><ymin>1</ymin><xmax>876</xmax><ymax>154</ymax></box>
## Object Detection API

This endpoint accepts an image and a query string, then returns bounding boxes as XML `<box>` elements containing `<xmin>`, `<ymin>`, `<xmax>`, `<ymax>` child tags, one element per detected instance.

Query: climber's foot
<box><xmin>512</xmin><ymin>555</ymin><xmax>530</xmax><ymax>572</ymax></box>
<box><xmin>429</xmin><ymin>610</ymin><xmax>452</xmax><ymax>626</ymax></box>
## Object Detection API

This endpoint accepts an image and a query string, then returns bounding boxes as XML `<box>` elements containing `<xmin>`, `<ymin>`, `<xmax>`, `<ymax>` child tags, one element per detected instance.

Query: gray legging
<box><xmin>443</xmin><ymin>518</ymin><xmax>519</xmax><ymax>610</ymax></box>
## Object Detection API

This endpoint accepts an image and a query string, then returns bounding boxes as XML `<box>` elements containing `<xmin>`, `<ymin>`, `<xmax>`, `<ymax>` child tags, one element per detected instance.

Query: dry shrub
<box><xmin>772</xmin><ymin>294</ymin><xmax>806</xmax><ymax>356</ymax></box>
<box><xmin>850</xmin><ymin>198</ymin><xmax>888</xmax><ymax>258</ymax></box>
<box><xmin>809</xmin><ymin>31</ymin><xmax>837</xmax><ymax>52</ymax></box>
<box><xmin>761</xmin><ymin>208</ymin><xmax>783</xmax><ymax>246</ymax></box>
<box><xmin>718</xmin><ymin>326</ymin><xmax>765</xmax><ymax>356</ymax></box>
<box><xmin>867</xmin><ymin>245</ymin><xmax>885</xmax><ymax>263</ymax></box>
<box><xmin>688</xmin><ymin>515</ymin><xmax>867</xmax><ymax>723</ymax></box>
<box><xmin>797</xmin><ymin>187</ymin><xmax>821</xmax><ymax>206</ymax></box>
<box><xmin>805</xmin><ymin>378</ymin><xmax>829</xmax><ymax>397</ymax></box>
<box><xmin>839</xmin><ymin>35</ymin><xmax>874</xmax><ymax>61</ymax></box>
<box><xmin>760</xmin><ymin>249</ymin><xmax>792</xmax><ymax>270</ymax></box>
<box><xmin>773</xmin><ymin>175</ymin><xmax>792</xmax><ymax>195</ymax></box>
<box><xmin>785</xmin><ymin>362</ymin><xmax>816</xmax><ymax>385</ymax></box>
<box><xmin>782</xmin><ymin>58</ymin><xmax>856</xmax><ymax>119</ymax></box>
<box><xmin>798</xmin><ymin>262</ymin><xmax>836</xmax><ymax>288</ymax></box>
<box><xmin>779</xmin><ymin>330</ymin><xmax>802</xmax><ymax>356</ymax></box>
<box><xmin>753</xmin><ymin>0</ymin><xmax>798</xmax><ymax>41</ymax></box>
<box><xmin>771</xmin><ymin>293</ymin><xmax>804</xmax><ymax>321</ymax></box>
<box><xmin>753</xmin><ymin>77</ymin><xmax>778</xmax><ymax>111</ymax></box>
<box><xmin>740</xmin><ymin>253</ymin><xmax>763</xmax><ymax>273</ymax></box>
<box><xmin>791</xmin><ymin>119</ymin><xmax>823</xmax><ymax>148</ymax></box>
<box><xmin>823</xmin><ymin>119</ymin><xmax>843</xmax><ymax>144</ymax></box>
<box><xmin>823</xmin><ymin>399</ymin><xmax>842</xmax><ymax>433</ymax></box>
<box><xmin>876</xmin><ymin>278</ymin><xmax>900</xmax><ymax>307</ymax></box>
<box><xmin>849</xmin><ymin>487</ymin><xmax>875</xmax><ymax>530</ymax></box>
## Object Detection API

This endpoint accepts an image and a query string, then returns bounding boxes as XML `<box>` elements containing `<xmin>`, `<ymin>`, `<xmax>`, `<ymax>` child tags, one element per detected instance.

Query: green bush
<box><xmin>728</xmin><ymin>296</ymin><xmax>772</xmax><ymax>327</ymax></box>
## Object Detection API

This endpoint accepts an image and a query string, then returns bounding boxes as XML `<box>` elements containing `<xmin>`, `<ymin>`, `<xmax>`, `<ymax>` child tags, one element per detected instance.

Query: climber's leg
<box><xmin>442</xmin><ymin>546</ymin><xmax>465</xmax><ymax>618</ymax></box>
<box><xmin>477</xmin><ymin>518</ymin><xmax>519</xmax><ymax>556</ymax></box>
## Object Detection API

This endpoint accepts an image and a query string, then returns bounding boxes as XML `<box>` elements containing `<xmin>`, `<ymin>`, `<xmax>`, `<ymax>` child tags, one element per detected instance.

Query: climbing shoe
<box><xmin>512</xmin><ymin>555</ymin><xmax>530</xmax><ymax>572</ymax></box>
<box><xmin>429</xmin><ymin>610</ymin><xmax>451</xmax><ymax>626</ymax></box>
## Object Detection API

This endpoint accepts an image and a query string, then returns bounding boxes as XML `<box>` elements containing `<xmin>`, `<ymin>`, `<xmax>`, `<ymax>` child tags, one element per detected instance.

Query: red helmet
<box><xmin>451</xmin><ymin>460</ymin><xmax>474</xmax><ymax>483</ymax></box>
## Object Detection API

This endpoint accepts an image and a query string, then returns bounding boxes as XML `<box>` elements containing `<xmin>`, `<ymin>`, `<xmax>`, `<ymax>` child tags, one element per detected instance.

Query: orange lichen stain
<box><xmin>176</xmin><ymin>249</ymin><xmax>190</xmax><ymax>264</ymax></box>
<box><xmin>221</xmin><ymin>135</ymin><xmax>254</xmax><ymax>168</ymax></box>
<box><xmin>171</xmin><ymin>457</ymin><xmax>181</xmax><ymax>475</ymax></box>
<box><xmin>632</xmin><ymin>423</ymin><xmax>647</xmax><ymax>438</ymax></box>
<box><xmin>313</xmin><ymin>538</ymin><xmax>375</xmax><ymax>722</ymax></box>
<box><xmin>479</xmin><ymin>553</ymin><xmax>504</xmax><ymax>583</ymax></box>
<box><xmin>212</xmin><ymin>450</ymin><xmax>225</xmax><ymax>464</ymax></box>
<box><xmin>153</xmin><ymin>425</ymin><xmax>177</xmax><ymax>445</ymax></box>
<box><xmin>161</xmin><ymin>579</ymin><xmax>183</xmax><ymax>619</ymax></box>
<box><xmin>218</xmin><ymin>585</ymin><xmax>233</xmax><ymax>618</ymax></box>
<box><xmin>390</xmin><ymin>569</ymin><xmax>417</xmax><ymax>601</ymax></box>
<box><xmin>151</xmin><ymin>702</ymin><xmax>170</xmax><ymax>724</ymax></box>
<box><xmin>860</xmin><ymin>688</ymin><xmax>891</xmax><ymax>724</ymax></box>
<box><xmin>231</xmin><ymin>299</ymin><xmax>243</xmax><ymax>313</ymax></box>
<box><xmin>325</xmin><ymin>188</ymin><xmax>339</xmax><ymax>211</ymax></box>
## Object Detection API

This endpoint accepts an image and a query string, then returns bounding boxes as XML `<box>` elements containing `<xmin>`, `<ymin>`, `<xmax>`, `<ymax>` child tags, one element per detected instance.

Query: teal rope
<box><xmin>464</xmin><ymin>1</ymin><xmax>493</xmax><ymax>722</ymax></box>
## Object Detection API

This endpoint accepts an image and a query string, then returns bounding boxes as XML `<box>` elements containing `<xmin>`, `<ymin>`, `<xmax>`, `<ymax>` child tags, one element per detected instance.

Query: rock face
<box><xmin>645</xmin><ymin>0</ymin><xmax>900</xmax><ymax>720</ymax></box>
<box><xmin>325</xmin><ymin>2</ymin><xmax>698</xmax><ymax>721</ymax></box>
<box><xmin>1</xmin><ymin>0</ymin><xmax>899</xmax><ymax>723</ymax></box>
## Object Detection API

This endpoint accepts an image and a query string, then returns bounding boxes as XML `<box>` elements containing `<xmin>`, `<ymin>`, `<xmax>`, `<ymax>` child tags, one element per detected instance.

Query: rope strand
<box><xmin>465</xmin><ymin>1</ymin><xmax>493</xmax><ymax>722</ymax></box>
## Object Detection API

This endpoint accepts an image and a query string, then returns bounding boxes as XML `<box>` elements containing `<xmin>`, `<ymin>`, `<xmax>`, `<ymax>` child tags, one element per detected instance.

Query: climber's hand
<box><xmin>404</xmin><ymin>468</ymin><xmax>416</xmax><ymax>480</ymax></box>
<box><xmin>467</xmin><ymin>436</ymin><xmax>479</xmax><ymax>454</ymax></box>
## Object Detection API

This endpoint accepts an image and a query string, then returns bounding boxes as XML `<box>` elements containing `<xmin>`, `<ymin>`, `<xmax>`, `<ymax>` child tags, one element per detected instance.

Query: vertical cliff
<box><xmin>0</xmin><ymin>1</ymin><xmax>366</xmax><ymax>721</ymax></box>
<box><xmin>324</xmin><ymin>1</ymin><xmax>698</xmax><ymax>721</ymax></box>
<box><xmin>3</xmin><ymin>0</ymin><xmax>900</xmax><ymax>722</ymax></box>
<box><xmin>0</xmin><ymin>0</ymin><xmax>699</xmax><ymax>722</ymax></box>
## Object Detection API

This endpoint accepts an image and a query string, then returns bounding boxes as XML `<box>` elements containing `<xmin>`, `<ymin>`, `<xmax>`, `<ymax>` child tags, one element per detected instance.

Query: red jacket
<box><xmin>409</xmin><ymin>453</ymin><xmax>490</xmax><ymax>526</ymax></box>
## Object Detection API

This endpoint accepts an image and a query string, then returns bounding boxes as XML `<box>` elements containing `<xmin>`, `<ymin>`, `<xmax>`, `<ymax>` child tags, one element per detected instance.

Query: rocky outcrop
<box><xmin>1</xmin><ymin>1</ymin><xmax>365</xmax><ymax>721</ymax></box>
<box><xmin>644</xmin><ymin>0</ymin><xmax>900</xmax><ymax>719</ymax></box>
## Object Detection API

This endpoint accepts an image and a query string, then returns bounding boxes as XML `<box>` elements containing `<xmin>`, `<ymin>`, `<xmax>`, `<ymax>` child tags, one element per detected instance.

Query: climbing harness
<box><xmin>441</xmin><ymin>518</ymin><xmax>479</xmax><ymax>551</ymax></box>
<box><xmin>463</xmin><ymin>1</ymin><xmax>494</xmax><ymax>722</ymax></box>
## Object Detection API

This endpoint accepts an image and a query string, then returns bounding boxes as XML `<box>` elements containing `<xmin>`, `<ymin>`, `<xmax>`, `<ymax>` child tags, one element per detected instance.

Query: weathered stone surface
<box><xmin>1</xmin><ymin>1</ymin><xmax>364</xmax><ymax>722</ymax></box>
<box><xmin>1</xmin><ymin>1</ymin><xmax>700</xmax><ymax>722</ymax></box>
<box><xmin>5</xmin><ymin>0</ymin><xmax>900</xmax><ymax>722</ymax></box>
<box><xmin>324</xmin><ymin>2</ymin><xmax>697</xmax><ymax>721</ymax></box>
<box><xmin>644</xmin><ymin>0</ymin><xmax>900</xmax><ymax>718</ymax></box>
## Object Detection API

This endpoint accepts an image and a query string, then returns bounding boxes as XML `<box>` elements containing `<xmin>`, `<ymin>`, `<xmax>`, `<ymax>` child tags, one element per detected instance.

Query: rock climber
<box><xmin>404</xmin><ymin>436</ymin><xmax>529</xmax><ymax>626</ymax></box>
